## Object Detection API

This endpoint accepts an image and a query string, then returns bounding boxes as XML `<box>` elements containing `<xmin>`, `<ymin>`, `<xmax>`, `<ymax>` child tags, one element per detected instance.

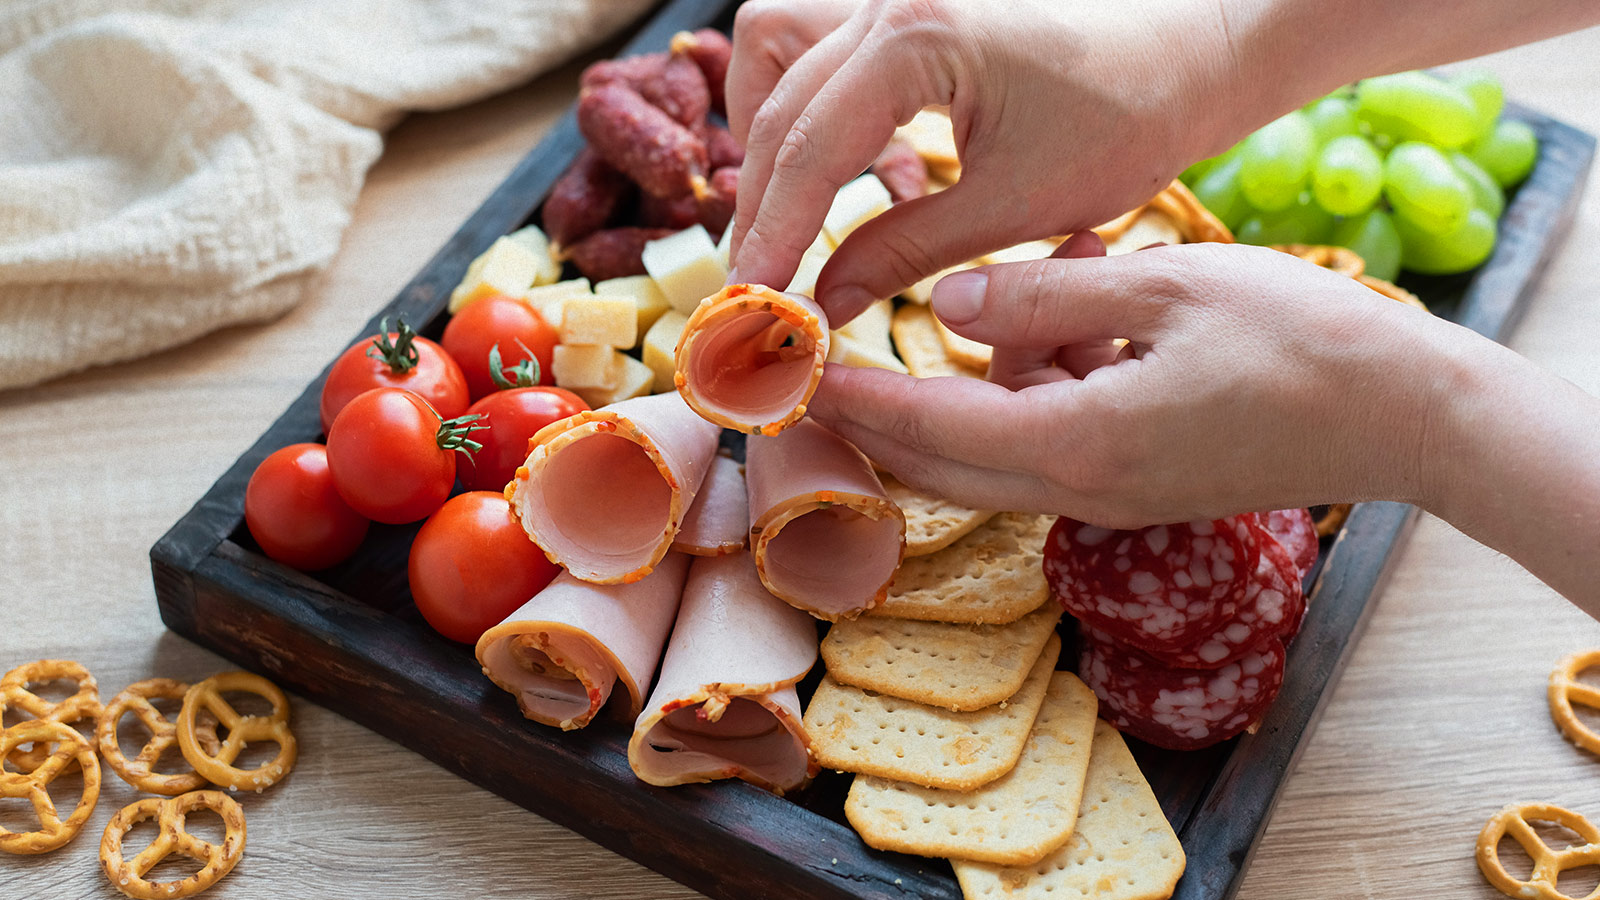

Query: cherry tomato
<box><xmin>458</xmin><ymin>387</ymin><xmax>589</xmax><ymax>492</ymax></box>
<box><xmin>320</xmin><ymin>317</ymin><xmax>469</xmax><ymax>433</ymax></box>
<box><xmin>326</xmin><ymin>388</ymin><xmax>483</xmax><ymax>524</ymax></box>
<box><xmin>244</xmin><ymin>443</ymin><xmax>369</xmax><ymax>570</ymax></box>
<box><xmin>441</xmin><ymin>294</ymin><xmax>559</xmax><ymax>399</ymax></box>
<box><xmin>409</xmin><ymin>491</ymin><xmax>560</xmax><ymax>643</ymax></box>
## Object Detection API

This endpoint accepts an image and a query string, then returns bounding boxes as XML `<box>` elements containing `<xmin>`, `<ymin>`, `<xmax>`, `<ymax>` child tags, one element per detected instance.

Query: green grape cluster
<box><xmin>1181</xmin><ymin>69</ymin><xmax>1538</xmax><ymax>280</ymax></box>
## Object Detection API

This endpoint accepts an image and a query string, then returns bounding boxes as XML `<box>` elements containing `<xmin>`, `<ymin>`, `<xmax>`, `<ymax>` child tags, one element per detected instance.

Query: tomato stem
<box><xmin>488</xmin><ymin>340</ymin><xmax>542</xmax><ymax>390</ymax></box>
<box><xmin>437</xmin><ymin>413</ymin><xmax>488</xmax><ymax>456</ymax></box>
<box><xmin>367</xmin><ymin>316</ymin><xmax>421</xmax><ymax>374</ymax></box>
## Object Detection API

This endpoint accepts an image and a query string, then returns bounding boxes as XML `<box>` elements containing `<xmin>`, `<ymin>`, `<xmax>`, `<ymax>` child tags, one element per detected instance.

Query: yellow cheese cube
<box><xmin>785</xmin><ymin>234</ymin><xmax>832</xmax><ymax>297</ymax></box>
<box><xmin>642</xmin><ymin>311</ymin><xmax>690</xmax><ymax>393</ymax></box>
<box><xmin>560</xmin><ymin>295</ymin><xmax>638</xmax><ymax>348</ymax></box>
<box><xmin>520</xmin><ymin>278</ymin><xmax>591</xmax><ymax>323</ymax></box>
<box><xmin>823</xmin><ymin>175</ymin><xmax>892</xmax><ymax>248</ymax></box>
<box><xmin>837</xmin><ymin>299</ymin><xmax>893</xmax><ymax>351</ymax></box>
<box><xmin>575</xmin><ymin>354</ymin><xmax>655</xmax><ymax>408</ymax></box>
<box><xmin>902</xmin><ymin>264</ymin><xmax>975</xmax><ymax>305</ymax></box>
<box><xmin>827</xmin><ymin>333</ymin><xmax>909</xmax><ymax>374</ymax></box>
<box><xmin>505</xmin><ymin>225</ymin><xmax>562</xmax><ymax>287</ymax></box>
<box><xmin>595</xmin><ymin>275</ymin><xmax>671</xmax><ymax>340</ymax></box>
<box><xmin>552</xmin><ymin>344</ymin><xmax>620</xmax><ymax>390</ymax></box>
<box><xmin>715</xmin><ymin>221</ymin><xmax>734</xmax><ymax>267</ymax></box>
<box><xmin>642</xmin><ymin>225</ymin><xmax>729</xmax><ymax>315</ymax></box>
<box><xmin>983</xmin><ymin>239</ymin><xmax>1059</xmax><ymax>266</ymax></box>
<box><xmin>449</xmin><ymin>235</ymin><xmax>549</xmax><ymax>313</ymax></box>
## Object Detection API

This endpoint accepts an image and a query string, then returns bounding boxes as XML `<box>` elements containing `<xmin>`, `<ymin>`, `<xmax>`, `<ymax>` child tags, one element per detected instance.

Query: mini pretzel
<box><xmin>177</xmin><ymin>671</ymin><xmax>297</xmax><ymax>792</ymax></box>
<box><xmin>0</xmin><ymin>719</ymin><xmax>101</xmax><ymax>854</ymax></box>
<box><xmin>101</xmin><ymin>790</ymin><xmax>246</xmax><ymax>900</ymax></box>
<box><xmin>1550</xmin><ymin>649</ymin><xmax>1600</xmax><ymax>757</ymax></box>
<box><xmin>1147</xmin><ymin>180</ymin><xmax>1235</xmax><ymax>243</ymax></box>
<box><xmin>1271</xmin><ymin>244</ymin><xmax>1366</xmax><ymax>278</ymax></box>
<box><xmin>98</xmin><ymin>679</ymin><xmax>223</xmax><ymax>795</ymax></box>
<box><xmin>1477</xmin><ymin>802</ymin><xmax>1600</xmax><ymax>900</ymax></box>
<box><xmin>0</xmin><ymin>659</ymin><xmax>103</xmax><ymax>771</ymax></box>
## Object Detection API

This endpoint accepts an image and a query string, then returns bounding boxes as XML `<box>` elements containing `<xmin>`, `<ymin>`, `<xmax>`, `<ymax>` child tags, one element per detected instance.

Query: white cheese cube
<box><xmin>595</xmin><ymin>275</ymin><xmax>671</xmax><ymax>340</ymax></box>
<box><xmin>715</xmin><ymin>220</ymin><xmax>734</xmax><ymax>266</ymax></box>
<box><xmin>643</xmin><ymin>225</ymin><xmax>730</xmax><ymax>315</ymax></box>
<box><xmin>785</xmin><ymin>234</ymin><xmax>832</xmax><ymax>297</ymax></box>
<box><xmin>520</xmin><ymin>278</ymin><xmax>591</xmax><ymax>323</ymax></box>
<box><xmin>983</xmin><ymin>239</ymin><xmax>1059</xmax><ymax>266</ymax></box>
<box><xmin>505</xmin><ymin>225</ymin><xmax>562</xmax><ymax>286</ymax></box>
<box><xmin>642</xmin><ymin>311</ymin><xmax>690</xmax><ymax>393</ymax></box>
<box><xmin>823</xmin><ymin>175</ymin><xmax>892</xmax><ymax>248</ymax></box>
<box><xmin>449</xmin><ymin>236</ymin><xmax>549</xmax><ymax>313</ymax></box>
<box><xmin>837</xmin><ymin>299</ymin><xmax>893</xmax><ymax>351</ymax></box>
<box><xmin>575</xmin><ymin>354</ymin><xmax>655</xmax><ymax>408</ymax></box>
<box><xmin>560</xmin><ymin>295</ymin><xmax>638</xmax><ymax>348</ymax></box>
<box><xmin>552</xmin><ymin>344</ymin><xmax>620</xmax><ymax>390</ymax></box>
<box><xmin>827</xmin><ymin>333</ymin><xmax>909</xmax><ymax>374</ymax></box>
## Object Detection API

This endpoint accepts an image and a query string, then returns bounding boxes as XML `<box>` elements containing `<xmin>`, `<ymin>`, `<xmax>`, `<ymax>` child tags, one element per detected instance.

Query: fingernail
<box><xmin>931</xmin><ymin>271</ymin><xmax>988</xmax><ymax>325</ymax></box>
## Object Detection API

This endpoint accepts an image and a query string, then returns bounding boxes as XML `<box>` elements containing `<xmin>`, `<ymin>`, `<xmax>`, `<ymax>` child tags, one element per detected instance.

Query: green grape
<box><xmin>1180</xmin><ymin>142</ymin><xmax>1241</xmax><ymax>186</ymax></box>
<box><xmin>1453</xmin><ymin>68</ymin><xmax>1504</xmax><ymax>143</ymax></box>
<box><xmin>1449</xmin><ymin>150</ymin><xmax>1505</xmax><ymax>219</ymax></box>
<box><xmin>1384</xmin><ymin>142</ymin><xmax>1472</xmax><ymax>235</ymax></box>
<box><xmin>1396</xmin><ymin>207</ymin><xmax>1497</xmax><ymax>275</ymax></box>
<box><xmin>1311</xmin><ymin>135</ymin><xmax>1384</xmax><ymax>216</ymax></box>
<box><xmin>1305</xmin><ymin>96</ymin><xmax>1361</xmax><ymax>146</ymax></box>
<box><xmin>1238</xmin><ymin>111</ymin><xmax>1316</xmax><ymax>212</ymax></box>
<box><xmin>1467</xmin><ymin>118</ymin><xmax>1538</xmax><ymax>188</ymax></box>
<box><xmin>1235</xmin><ymin>195</ymin><xmax>1335</xmax><ymax>246</ymax></box>
<box><xmin>1191</xmin><ymin>154</ymin><xmax>1254</xmax><ymax>231</ymax></box>
<box><xmin>1356</xmin><ymin>71</ymin><xmax>1480</xmax><ymax>149</ymax></box>
<box><xmin>1330</xmin><ymin>209</ymin><xmax>1403</xmax><ymax>282</ymax></box>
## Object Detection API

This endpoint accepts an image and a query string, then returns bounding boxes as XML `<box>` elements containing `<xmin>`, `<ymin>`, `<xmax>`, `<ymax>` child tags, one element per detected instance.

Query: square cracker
<box><xmin>891</xmin><ymin>304</ymin><xmax>986</xmax><ymax>379</ymax></box>
<box><xmin>873</xmin><ymin>512</ymin><xmax>1054</xmax><ymax>624</ymax></box>
<box><xmin>845</xmin><ymin>672</ymin><xmax>1098</xmax><ymax>866</ymax></box>
<box><xmin>822</xmin><ymin>604</ymin><xmax>1062</xmax><ymax>711</ymax></box>
<box><xmin>882</xmin><ymin>474</ymin><xmax>995</xmax><ymax>558</ymax></box>
<box><xmin>952</xmin><ymin>720</ymin><xmax>1186</xmax><ymax>900</ymax></box>
<box><xmin>805</xmin><ymin>635</ymin><xmax>1060</xmax><ymax>791</ymax></box>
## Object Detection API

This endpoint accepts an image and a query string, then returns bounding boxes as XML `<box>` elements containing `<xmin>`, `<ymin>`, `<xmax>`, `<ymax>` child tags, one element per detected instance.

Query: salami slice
<box><xmin>1044</xmin><ymin>515</ymin><xmax>1259</xmax><ymax>653</ymax></box>
<box><xmin>1261</xmin><ymin>508</ymin><xmax>1319</xmax><ymax>580</ymax></box>
<box><xmin>1077</xmin><ymin>625</ymin><xmax>1286</xmax><ymax>751</ymax></box>
<box><xmin>1139</xmin><ymin>532</ymin><xmax>1305</xmax><ymax>670</ymax></box>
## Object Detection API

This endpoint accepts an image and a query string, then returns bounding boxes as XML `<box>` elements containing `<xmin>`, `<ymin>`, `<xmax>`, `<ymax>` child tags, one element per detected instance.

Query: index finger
<box><xmin>726</xmin><ymin>0</ymin><xmax>858</xmax><ymax>143</ymax></box>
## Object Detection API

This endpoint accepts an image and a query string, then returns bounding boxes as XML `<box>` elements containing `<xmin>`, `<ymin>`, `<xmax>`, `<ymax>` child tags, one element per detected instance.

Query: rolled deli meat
<box><xmin>745</xmin><ymin>419</ymin><xmax>906</xmax><ymax>620</ymax></box>
<box><xmin>674</xmin><ymin>283</ymin><xmax>829</xmax><ymax>434</ymax></box>
<box><xmin>476</xmin><ymin>552</ymin><xmax>691</xmax><ymax>730</ymax></box>
<box><xmin>510</xmin><ymin>392</ymin><xmax>720</xmax><ymax>583</ymax></box>
<box><xmin>671</xmin><ymin>455</ymin><xmax>748</xmax><ymax>557</ymax></box>
<box><xmin>629</xmin><ymin>552</ymin><xmax>819</xmax><ymax>794</ymax></box>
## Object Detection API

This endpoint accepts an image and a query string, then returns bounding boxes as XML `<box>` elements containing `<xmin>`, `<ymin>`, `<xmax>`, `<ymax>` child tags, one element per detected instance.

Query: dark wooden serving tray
<box><xmin>150</xmin><ymin>1</ymin><xmax>1596</xmax><ymax>897</ymax></box>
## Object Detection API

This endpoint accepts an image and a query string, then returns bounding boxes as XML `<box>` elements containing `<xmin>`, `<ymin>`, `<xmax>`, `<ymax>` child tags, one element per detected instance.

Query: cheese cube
<box><xmin>642</xmin><ymin>225</ymin><xmax>729</xmax><ymax>315</ymax></box>
<box><xmin>505</xmin><ymin>225</ymin><xmax>562</xmax><ymax>287</ymax></box>
<box><xmin>785</xmin><ymin>234</ymin><xmax>832</xmax><ymax>297</ymax></box>
<box><xmin>520</xmin><ymin>278</ymin><xmax>591</xmax><ymax>323</ymax></box>
<box><xmin>560</xmin><ymin>294</ymin><xmax>638</xmax><ymax>348</ymax></box>
<box><xmin>642</xmin><ymin>311</ymin><xmax>690</xmax><ymax>393</ymax></box>
<box><xmin>595</xmin><ymin>275</ymin><xmax>671</xmax><ymax>340</ymax></box>
<box><xmin>827</xmin><ymin>333</ymin><xmax>910</xmax><ymax>374</ymax></box>
<box><xmin>983</xmin><ymin>239</ymin><xmax>1059</xmax><ymax>266</ymax></box>
<box><xmin>837</xmin><ymin>299</ymin><xmax>893</xmax><ymax>351</ymax></box>
<box><xmin>552</xmin><ymin>344</ymin><xmax>620</xmax><ymax>390</ymax></box>
<box><xmin>823</xmin><ymin>175</ymin><xmax>892</xmax><ymax>248</ymax></box>
<box><xmin>575</xmin><ymin>354</ymin><xmax>654</xmax><ymax>408</ymax></box>
<box><xmin>449</xmin><ymin>235</ymin><xmax>549</xmax><ymax>313</ymax></box>
<box><xmin>902</xmin><ymin>264</ymin><xmax>974</xmax><ymax>305</ymax></box>
<box><xmin>715</xmin><ymin>220</ymin><xmax>734</xmax><ymax>266</ymax></box>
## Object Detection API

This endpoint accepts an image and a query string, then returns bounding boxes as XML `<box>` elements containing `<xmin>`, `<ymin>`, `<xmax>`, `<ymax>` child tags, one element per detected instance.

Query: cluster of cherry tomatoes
<box><xmin>243</xmin><ymin>295</ymin><xmax>587</xmax><ymax>644</ymax></box>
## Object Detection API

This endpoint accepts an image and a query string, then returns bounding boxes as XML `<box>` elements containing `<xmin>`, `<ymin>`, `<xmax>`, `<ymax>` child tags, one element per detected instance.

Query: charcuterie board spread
<box><xmin>119</xmin><ymin>1</ymin><xmax>1596</xmax><ymax>899</ymax></box>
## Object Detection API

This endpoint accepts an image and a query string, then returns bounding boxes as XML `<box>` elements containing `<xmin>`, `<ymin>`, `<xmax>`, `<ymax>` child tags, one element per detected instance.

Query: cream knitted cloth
<box><xmin>0</xmin><ymin>0</ymin><xmax>655</xmax><ymax>390</ymax></box>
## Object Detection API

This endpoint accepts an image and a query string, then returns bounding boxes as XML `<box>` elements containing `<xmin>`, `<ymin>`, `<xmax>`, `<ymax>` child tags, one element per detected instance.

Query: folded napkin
<box><xmin>0</xmin><ymin>0</ymin><xmax>655</xmax><ymax>390</ymax></box>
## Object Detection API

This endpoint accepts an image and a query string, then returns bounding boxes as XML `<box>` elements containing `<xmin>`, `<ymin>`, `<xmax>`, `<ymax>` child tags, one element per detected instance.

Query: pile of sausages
<box><xmin>545</xmin><ymin>29</ymin><xmax>741</xmax><ymax>282</ymax></box>
<box><xmin>1043</xmin><ymin>509</ymin><xmax>1320</xmax><ymax>750</ymax></box>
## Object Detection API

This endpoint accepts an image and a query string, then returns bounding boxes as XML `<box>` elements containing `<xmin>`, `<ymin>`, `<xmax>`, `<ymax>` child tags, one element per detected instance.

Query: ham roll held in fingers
<box><xmin>674</xmin><ymin>284</ymin><xmax>829</xmax><ymax>434</ymax></box>
<box><xmin>629</xmin><ymin>552</ymin><xmax>819</xmax><ymax>794</ymax></box>
<box><xmin>671</xmin><ymin>455</ymin><xmax>748</xmax><ymax>557</ymax></box>
<box><xmin>476</xmin><ymin>553</ymin><xmax>691</xmax><ymax>730</ymax></box>
<box><xmin>746</xmin><ymin>420</ymin><xmax>906</xmax><ymax>620</ymax></box>
<box><xmin>510</xmin><ymin>392</ymin><xmax>720</xmax><ymax>583</ymax></box>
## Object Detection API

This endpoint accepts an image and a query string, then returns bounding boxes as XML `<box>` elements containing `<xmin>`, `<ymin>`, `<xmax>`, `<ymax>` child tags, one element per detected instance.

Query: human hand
<box><xmin>806</xmin><ymin>242</ymin><xmax>1459</xmax><ymax>528</ymax></box>
<box><xmin>725</xmin><ymin>0</ymin><xmax>1240</xmax><ymax>326</ymax></box>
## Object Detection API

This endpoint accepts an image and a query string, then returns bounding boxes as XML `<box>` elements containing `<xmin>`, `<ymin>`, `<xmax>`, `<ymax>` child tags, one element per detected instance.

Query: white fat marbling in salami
<box><xmin>1139</xmin><ymin>529</ymin><xmax>1305</xmax><ymax>670</ymax></box>
<box><xmin>629</xmin><ymin>552</ymin><xmax>819</xmax><ymax>794</ymax></box>
<box><xmin>1077</xmin><ymin>624</ymin><xmax>1286</xmax><ymax>751</ymax></box>
<box><xmin>475</xmin><ymin>552</ymin><xmax>690</xmax><ymax>731</ymax></box>
<box><xmin>745</xmin><ymin>419</ymin><xmax>906</xmax><ymax>620</ymax></box>
<box><xmin>674</xmin><ymin>283</ymin><xmax>829</xmax><ymax>434</ymax></box>
<box><xmin>1260</xmin><ymin>507</ymin><xmax>1319</xmax><ymax>580</ymax></box>
<box><xmin>1044</xmin><ymin>515</ymin><xmax>1258</xmax><ymax>653</ymax></box>
<box><xmin>510</xmin><ymin>392</ymin><xmax>720</xmax><ymax>584</ymax></box>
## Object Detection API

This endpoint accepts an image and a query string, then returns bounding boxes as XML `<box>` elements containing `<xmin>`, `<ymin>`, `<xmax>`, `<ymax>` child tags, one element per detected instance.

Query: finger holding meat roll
<box><xmin>477</xmin><ymin>553</ymin><xmax>690</xmax><ymax>731</ymax></box>
<box><xmin>510</xmin><ymin>392</ymin><xmax>720</xmax><ymax>584</ymax></box>
<box><xmin>746</xmin><ymin>419</ymin><xmax>905</xmax><ymax>620</ymax></box>
<box><xmin>629</xmin><ymin>552</ymin><xmax>819</xmax><ymax>794</ymax></box>
<box><xmin>674</xmin><ymin>283</ymin><xmax>829</xmax><ymax>435</ymax></box>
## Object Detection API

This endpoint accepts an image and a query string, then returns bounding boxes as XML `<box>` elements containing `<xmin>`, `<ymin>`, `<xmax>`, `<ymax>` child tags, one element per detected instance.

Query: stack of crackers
<box><xmin>800</xmin><ymin>486</ymin><xmax>1186</xmax><ymax>900</ymax></box>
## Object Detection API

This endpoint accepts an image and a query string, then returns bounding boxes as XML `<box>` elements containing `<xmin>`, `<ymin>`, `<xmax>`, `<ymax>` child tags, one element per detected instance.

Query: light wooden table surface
<box><xmin>4</xmin><ymin>26</ymin><xmax>1600</xmax><ymax>900</ymax></box>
